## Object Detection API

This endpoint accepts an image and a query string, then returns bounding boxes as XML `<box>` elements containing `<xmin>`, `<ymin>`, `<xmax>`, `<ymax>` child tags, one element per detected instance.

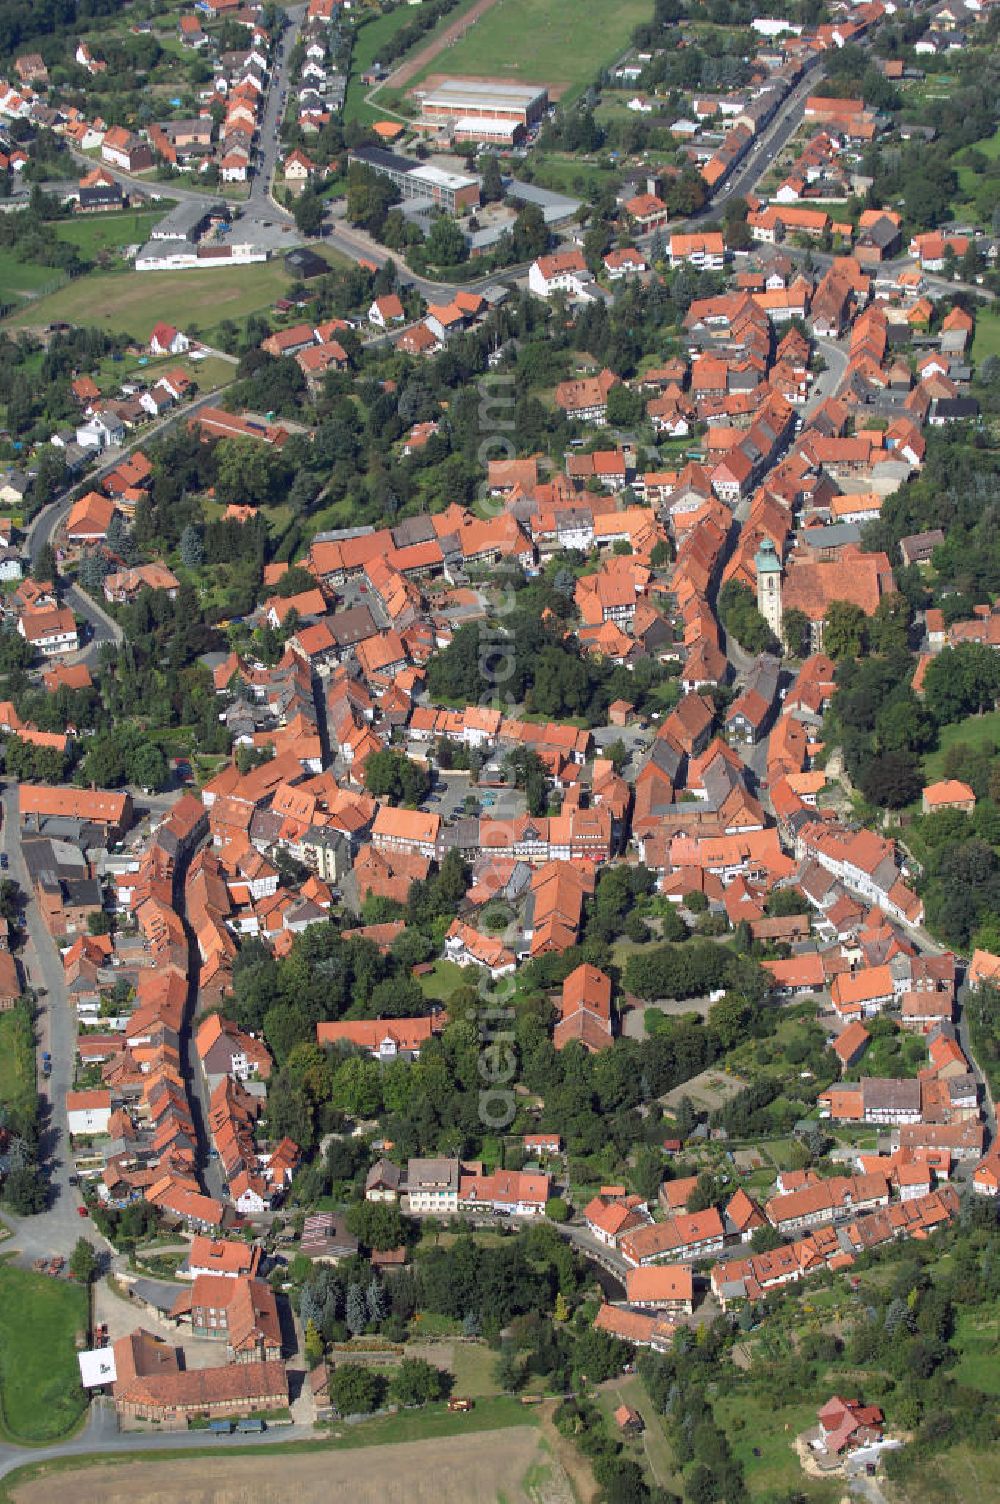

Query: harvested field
<box><xmin>11</xmin><ymin>1427</ymin><xmax>570</xmax><ymax>1504</ymax></box>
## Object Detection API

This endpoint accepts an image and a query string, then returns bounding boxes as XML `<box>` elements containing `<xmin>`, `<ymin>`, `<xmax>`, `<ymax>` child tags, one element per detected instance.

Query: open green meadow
<box><xmin>972</xmin><ymin>307</ymin><xmax>1000</xmax><ymax>365</ymax></box>
<box><xmin>416</xmin><ymin>958</ymin><xmax>468</xmax><ymax>1002</ymax></box>
<box><xmin>401</xmin><ymin>0</ymin><xmax>654</xmax><ymax>101</ymax></box>
<box><xmin>922</xmin><ymin>709</ymin><xmax>1000</xmax><ymax>780</ymax></box>
<box><xmin>886</xmin><ymin>1444</ymin><xmax>1000</xmax><ymax>1504</ymax></box>
<box><xmin>345</xmin><ymin>7</ymin><xmax>426</xmax><ymax>124</ymax></box>
<box><xmin>49</xmin><ymin>210</ymin><xmax>164</xmax><ymax>259</ymax></box>
<box><xmin>0</xmin><ymin>1005</ymin><xmax>36</xmax><ymax>1124</ymax></box>
<box><xmin>0</xmin><ymin>254</ymin><xmax>65</xmax><ymax>313</ymax></box>
<box><xmin>0</xmin><ymin>1264</ymin><xmax>89</xmax><ymax>1443</ymax></box>
<box><xmin>950</xmin><ymin>1308</ymin><xmax>1000</xmax><ymax>1395</ymax></box>
<box><xmin>4</xmin><ymin>261</ymin><xmax>295</xmax><ymax>343</ymax></box>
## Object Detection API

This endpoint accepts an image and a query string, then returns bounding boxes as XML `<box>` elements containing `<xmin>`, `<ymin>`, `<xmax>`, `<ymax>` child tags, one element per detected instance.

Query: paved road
<box><xmin>25</xmin><ymin>384</ymin><xmax>234</xmax><ymax>662</ymax></box>
<box><xmin>957</xmin><ymin>981</ymin><xmax>997</xmax><ymax>1143</ymax></box>
<box><xmin>692</xmin><ymin>61</ymin><xmax>825</xmax><ymax>223</ymax></box>
<box><xmin>807</xmin><ymin>335</ymin><xmax>850</xmax><ymax>411</ymax></box>
<box><xmin>0</xmin><ymin>1399</ymin><xmax>316</xmax><ymax>1482</ymax></box>
<box><xmin>0</xmin><ymin>784</ymin><xmax>111</xmax><ymax>1266</ymax></box>
<box><xmin>552</xmin><ymin>1220</ymin><xmax>628</xmax><ymax>1286</ymax></box>
<box><xmin>62</xmin><ymin>8</ymin><xmax>307</xmax><ymax>239</ymax></box>
<box><xmin>251</xmin><ymin>4</ymin><xmax>306</xmax><ymax>214</ymax></box>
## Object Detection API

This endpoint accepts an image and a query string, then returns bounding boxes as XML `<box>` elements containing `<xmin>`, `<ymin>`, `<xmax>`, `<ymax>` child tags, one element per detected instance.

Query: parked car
<box><xmin>77</xmin><ymin>1204</ymin><xmax>89</xmax><ymax>1218</ymax></box>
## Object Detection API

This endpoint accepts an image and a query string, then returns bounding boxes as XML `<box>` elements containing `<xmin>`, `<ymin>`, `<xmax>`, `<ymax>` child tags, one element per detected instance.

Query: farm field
<box><xmin>0</xmin><ymin>1264</ymin><xmax>89</xmax><ymax>1443</ymax></box>
<box><xmin>9</xmin><ymin>1420</ymin><xmax>556</xmax><ymax>1504</ymax></box>
<box><xmin>4</xmin><ymin>262</ymin><xmax>295</xmax><ymax>343</ymax></box>
<box><xmin>401</xmin><ymin>0</ymin><xmax>654</xmax><ymax>101</ymax></box>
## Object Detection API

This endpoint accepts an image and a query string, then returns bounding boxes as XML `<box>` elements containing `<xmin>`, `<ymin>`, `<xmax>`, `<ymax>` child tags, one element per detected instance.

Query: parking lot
<box><xmin>418</xmin><ymin>769</ymin><xmax>528</xmax><ymax>824</ymax></box>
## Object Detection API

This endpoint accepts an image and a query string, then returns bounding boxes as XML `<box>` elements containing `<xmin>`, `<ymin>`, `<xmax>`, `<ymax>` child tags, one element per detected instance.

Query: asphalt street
<box><xmin>0</xmin><ymin>784</ymin><xmax>108</xmax><ymax>1266</ymax></box>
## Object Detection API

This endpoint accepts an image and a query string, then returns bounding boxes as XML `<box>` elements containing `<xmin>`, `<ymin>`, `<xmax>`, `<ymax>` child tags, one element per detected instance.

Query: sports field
<box><xmin>4</xmin><ymin>262</ymin><xmax>294</xmax><ymax>343</ymax></box>
<box><xmin>403</xmin><ymin>0</ymin><xmax>654</xmax><ymax>100</ymax></box>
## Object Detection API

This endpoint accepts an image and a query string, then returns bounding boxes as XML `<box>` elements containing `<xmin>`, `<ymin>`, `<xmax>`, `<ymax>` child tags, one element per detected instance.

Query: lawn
<box><xmin>597</xmin><ymin>1374</ymin><xmax>682</xmax><ymax>1496</ymax></box>
<box><xmin>972</xmin><ymin>306</ymin><xmax>1000</xmax><ymax>366</ymax></box>
<box><xmin>402</xmin><ymin>0</ymin><xmax>655</xmax><ymax>101</ymax></box>
<box><xmin>4</xmin><ymin>261</ymin><xmax>294</xmax><ymax>343</ymax></box>
<box><xmin>448</xmin><ymin>1339</ymin><xmax>503</xmax><ymax>1397</ymax></box>
<box><xmin>0</xmin><ymin>1003</ymin><xmax>36</xmax><ymax>1125</ymax></box>
<box><xmin>885</xmin><ymin>1443</ymin><xmax>1000</xmax><ymax>1504</ymax></box>
<box><xmin>416</xmin><ymin>958</ymin><xmax>468</xmax><ymax>1002</ymax></box>
<box><xmin>922</xmin><ymin>709</ymin><xmax>1000</xmax><ymax>780</ymax></box>
<box><xmin>950</xmin><ymin>1306</ymin><xmax>1000</xmax><ymax>1395</ymax></box>
<box><xmin>331</xmin><ymin>1393</ymin><xmax>533</xmax><ymax>1444</ymax></box>
<box><xmin>714</xmin><ymin>1391</ymin><xmax>841</xmax><ymax>1503</ymax></box>
<box><xmin>49</xmin><ymin>209</ymin><xmax>164</xmax><ymax>259</ymax></box>
<box><xmin>344</xmin><ymin>7</ymin><xmax>425</xmax><ymax>124</ymax></box>
<box><xmin>0</xmin><ymin>1263</ymin><xmax>89</xmax><ymax>1443</ymax></box>
<box><xmin>0</xmin><ymin>252</ymin><xmax>64</xmax><ymax>303</ymax></box>
<box><xmin>528</xmin><ymin>153</ymin><xmax>620</xmax><ymax>197</ymax></box>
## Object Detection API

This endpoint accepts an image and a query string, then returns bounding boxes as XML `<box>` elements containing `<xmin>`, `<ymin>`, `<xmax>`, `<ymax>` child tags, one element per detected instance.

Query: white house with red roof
<box><xmin>150</xmin><ymin>323</ymin><xmax>190</xmax><ymax>356</ymax></box>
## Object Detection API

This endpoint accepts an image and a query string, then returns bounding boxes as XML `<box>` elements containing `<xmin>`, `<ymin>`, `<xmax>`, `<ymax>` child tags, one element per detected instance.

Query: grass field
<box><xmin>0</xmin><ymin>1264</ymin><xmax>89</xmax><ymax>1443</ymax></box>
<box><xmin>401</xmin><ymin>0</ymin><xmax>654</xmax><ymax>100</ymax></box>
<box><xmin>597</xmin><ymin>1375</ymin><xmax>682</xmax><ymax>1495</ymax></box>
<box><xmin>527</xmin><ymin>153</ymin><xmax>620</xmax><ymax>197</ymax></box>
<box><xmin>49</xmin><ymin>210</ymin><xmax>164</xmax><ymax>259</ymax></box>
<box><xmin>0</xmin><ymin>1005</ymin><xmax>36</xmax><ymax>1126</ymax></box>
<box><xmin>447</xmin><ymin>1340</ymin><xmax>502</xmax><ymax>1397</ymax></box>
<box><xmin>972</xmin><ymin>306</ymin><xmax>1000</xmax><ymax>365</ymax></box>
<box><xmin>417</xmin><ymin>958</ymin><xmax>468</xmax><ymax>1002</ymax></box>
<box><xmin>885</xmin><ymin>1443</ymin><xmax>1000</xmax><ymax>1504</ymax></box>
<box><xmin>950</xmin><ymin>1308</ymin><xmax>1000</xmax><ymax>1395</ymax></box>
<box><xmin>922</xmin><ymin>709</ymin><xmax>1000</xmax><ymax>779</ymax></box>
<box><xmin>345</xmin><ymin>7</ymin><xmax>426</xmax><ymax>124</ymax></box>
<box><xmin>4</xmin><ymin>261</ymin><xmax>294</xmax><ymax>343</ymax></box>
<box><xmin>0</xmin><ymin>252</ymin><xmax>63</xmax><ymax>303</ymax></box>
<box><xmin>714</xmin><ymin>1392</ymin><xmax>841</xmax><ymax>1503</ymax></box>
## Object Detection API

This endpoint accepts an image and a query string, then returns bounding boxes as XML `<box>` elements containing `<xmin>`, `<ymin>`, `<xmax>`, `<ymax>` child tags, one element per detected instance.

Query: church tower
<box><xmin>754</xmin><ymin>537</ymin><xmax>783</xmax><ymax>640</ymax></box>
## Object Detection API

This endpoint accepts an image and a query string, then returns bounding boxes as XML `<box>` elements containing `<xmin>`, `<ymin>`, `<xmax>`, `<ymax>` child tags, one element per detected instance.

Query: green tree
<box><xmin>823</xmin><ymin>601</ymin><xmax>867</xmax><ymax>659</ymax></box>
<box><xmin>328</xmin><ymin>1363</ymin><xmax>386</xmax><ymax>1416</ymax></box>
<box><xmin>605</xmin><ymin>384</ymin><xmax>645</xmax><ymax>429</ymax></box>
<box><xmin>859</xmin><ymin>751</ymin><xmax>922</xmax><ymax>809</ymax></box>
<box><xmin>781</xmin><ymin>606</ymin><xmax>810</xmax><ymax>659</ymax></box>
<box><xmin>69</xmin><ymin>1237</ymin><xmax>98</xmax><ymax>1284</ymax></box>
<box><xmin>304</xmin><ymin>1318</ymin><xmax>324</xmax><ymax>1364</ymax></box>
<box><xmin>293</xmin><ymin>189</ymin><xmax>325</xmax><ymax>238</ymax></box>
<box><xmin>179</xmin><ymin>524</ymin><xmax>204</xmax><ymax>570</ymax></box>
<box><xmin>388</xmin><ymin>1357</ymin><xmax>446</xmax><ymax>1406</ymax></box>
<box><xmin>425</xmin><ymin>214</ymin><xmax>467</xmax><ymax>266</ymax></box>
<box><xmin>479</xmin><ymin>152</ymin><xmax>503</xmax><ymax>203</ymax></box>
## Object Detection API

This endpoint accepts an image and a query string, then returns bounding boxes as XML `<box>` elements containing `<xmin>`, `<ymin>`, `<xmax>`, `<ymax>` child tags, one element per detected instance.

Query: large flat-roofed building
<box><xmin>420</xmin><ymin>78</ymin><xmax>548</xmax><ymax>128</ymax></box>
<box><xmin>348</xmin><ymin>146</ymin><xmax>480</xmax><ymax>212</ymax></box>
